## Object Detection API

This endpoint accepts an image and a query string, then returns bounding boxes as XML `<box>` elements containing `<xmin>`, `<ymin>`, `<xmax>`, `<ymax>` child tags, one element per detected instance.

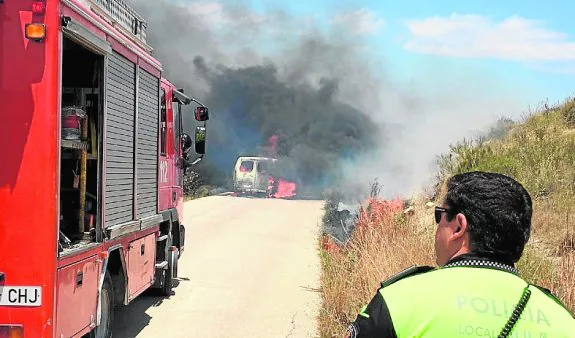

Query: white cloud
<box><xmin>403</xmin><ymin>14</ymin><xmax>575</xmax><ymax>61</ymax></box>
<box><xmin>185</xmin><ymin>1</ymin><xmax>264</xmax><ymax>26</ymax></box>
<box><xmin>525</xmin><ymin>62</ymin><xmax>575</xmax><ymax>75</ymax></box>
<box><xmin>332</xmin><ymin>9</ymin><xmax>385</xmax><ymax>35</ymax></box>
<box><xmin>185</xmin><ymin>1</ymin><xmax>222</xmax><ymax>16</ymax></box>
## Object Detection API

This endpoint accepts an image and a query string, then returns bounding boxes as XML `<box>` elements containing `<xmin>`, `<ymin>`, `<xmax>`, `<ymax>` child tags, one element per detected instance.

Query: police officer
<box><xmin>347</xmin><ymin>171</ymin><xmax>575</xmax><ymax>337</ymax></box>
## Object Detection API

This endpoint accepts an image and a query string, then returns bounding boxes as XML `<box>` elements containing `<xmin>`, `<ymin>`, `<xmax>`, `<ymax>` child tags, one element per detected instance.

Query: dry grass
<box><xmin>319</xmin><ymin>197</ymin><xmax>437</xmax><ymax>337</ymax></box>
<box><xmin>318</xmin><ymin>98</ymin><xmax>575</xmax><ymax>337</ymax></box>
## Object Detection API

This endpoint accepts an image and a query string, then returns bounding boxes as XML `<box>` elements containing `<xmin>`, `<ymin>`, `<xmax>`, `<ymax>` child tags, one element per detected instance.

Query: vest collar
<box><xmin>442</xmin><ymin>253</ymin><xmax>520</xmax><ymax>276</ymax></box>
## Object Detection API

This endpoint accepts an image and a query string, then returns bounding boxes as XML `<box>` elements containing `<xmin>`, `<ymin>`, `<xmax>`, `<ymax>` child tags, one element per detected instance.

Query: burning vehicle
<box><xmin>232</xmin><ymin>156</ymin><xmax>297</xmax><ymax>198</ymax></box>
<box><xmin>233</xmin><ymin>156</ymin><xmax>276</xmax><ymax>196</ymax></box>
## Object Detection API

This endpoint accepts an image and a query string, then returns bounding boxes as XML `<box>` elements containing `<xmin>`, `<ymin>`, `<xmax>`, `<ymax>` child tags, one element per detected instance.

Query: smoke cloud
<box><xmin>129</xmin><ymin>0</ymin><xmax>530</xmax><ymax>201</ymax></box>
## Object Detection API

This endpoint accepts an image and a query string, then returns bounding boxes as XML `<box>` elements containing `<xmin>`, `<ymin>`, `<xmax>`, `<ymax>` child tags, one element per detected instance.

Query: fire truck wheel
<box><xmin>161</xmin><ymin>249</ymin><xmax>175</xmax><ymax>296</ymax></box>
<box><xmin>173</xmin><ymin>248</ymin><xmax>179</xmax><ymax>278</ymax></box>
<box><xmin>90</xmin><ymin>271</ymin><xmax>114</xmax><ymax>338</ymax></box>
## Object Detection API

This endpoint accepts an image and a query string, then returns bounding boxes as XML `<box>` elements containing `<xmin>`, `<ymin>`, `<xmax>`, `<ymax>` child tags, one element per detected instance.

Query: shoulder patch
<box><xmin>380</xmin><ymin>265</ymin><xmax>435</xmax><ymax>289</ymax></box>
<box><xmin>532</xmin><ymin>284</ymin><xmax>575</xmax><ymax>319</ymax></box>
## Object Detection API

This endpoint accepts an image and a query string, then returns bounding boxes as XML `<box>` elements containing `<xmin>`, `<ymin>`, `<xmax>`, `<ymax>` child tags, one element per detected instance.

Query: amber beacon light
<box><xmin>25</xmin><ymin>23</ymin><xmax>46</xmax><ymax>41</ymax></box>
<box><xmin>0</xmin><ymin>325</ymin><xmax>24</xmax><ymax>338</ymax></box>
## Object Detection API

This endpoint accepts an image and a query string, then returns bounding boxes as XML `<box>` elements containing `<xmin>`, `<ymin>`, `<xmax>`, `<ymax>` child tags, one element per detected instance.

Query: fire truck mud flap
<box><xmin>91</xmin><ymin>271</ymin><xmax>114</xmax><ymax>338</ymax></box>
<box><xmin>158</xmin><ymin>247</ymin><xmax>177</xmax><ymax>296</ymax></box>
<box><xmin>97</xmin><ymin>258</ymin><xmax>109</xmax><ymax>327</ymax></box>
<box><xmin>178</xmin><ymin>223</ymin><xmax>185</xmax><ymax>258</ymax></box>
<box><xmin>171</xmin><ymin>246</ymin><xmax>179</xmax><ymax>279</ymax></box>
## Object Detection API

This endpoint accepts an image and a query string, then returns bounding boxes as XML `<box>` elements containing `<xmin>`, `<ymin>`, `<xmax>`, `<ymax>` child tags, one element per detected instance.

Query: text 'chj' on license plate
<box><xmin>0</xmin><ymin>286</ymin><xmax>42</xmax><ymax>307</ymax></box>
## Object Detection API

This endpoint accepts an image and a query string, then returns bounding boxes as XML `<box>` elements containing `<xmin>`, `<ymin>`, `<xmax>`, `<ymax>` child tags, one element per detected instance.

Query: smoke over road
<box><xmin>130</xmin><ymin>0</ymin><xmax>528</xmax><ymax>201</ymax></box>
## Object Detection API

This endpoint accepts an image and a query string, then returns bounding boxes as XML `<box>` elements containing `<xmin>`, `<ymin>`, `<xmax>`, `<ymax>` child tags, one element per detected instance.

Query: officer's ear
<box><xmin>452</xmin><ymin>213</ymin><xmax>468</xmax><ymax>239</ymax></box>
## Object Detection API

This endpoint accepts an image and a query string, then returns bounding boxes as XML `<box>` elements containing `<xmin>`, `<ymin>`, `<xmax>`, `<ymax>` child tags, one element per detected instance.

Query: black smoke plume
<box><xmin>194</xmin><ymin>56</ymin><xmax>381</xmax><ymax>188</ymax></box>
<box><xmin>129</xmin><ymin>0</ymin><xmax>526</xmax><ymax>200</ymax></box>
<box><xmin>130</xmin><ymin>0</ymin><xmax>384</xmax><ymax>196</ymax></box>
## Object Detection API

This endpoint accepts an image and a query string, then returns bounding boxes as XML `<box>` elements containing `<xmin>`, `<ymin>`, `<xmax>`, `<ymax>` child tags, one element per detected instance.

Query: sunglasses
<box><xmin>434</xmin><ymin>206</ymin><xmax>449</xmax><ymax>224</ymax></box>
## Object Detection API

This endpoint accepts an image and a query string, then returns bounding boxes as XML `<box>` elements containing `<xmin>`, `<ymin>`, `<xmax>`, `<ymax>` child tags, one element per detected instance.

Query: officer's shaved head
<box><xmin>443</xmin><ymin>171</ymin><xmax>533</xmax><ymax>263</ymax></box>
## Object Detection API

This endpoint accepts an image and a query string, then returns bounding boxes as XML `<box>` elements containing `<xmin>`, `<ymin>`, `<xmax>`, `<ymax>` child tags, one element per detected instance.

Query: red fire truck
<box><xmin>0</xmin><ymin>0</ymin><xmax>209</xmax><ymax>337</ymax></box>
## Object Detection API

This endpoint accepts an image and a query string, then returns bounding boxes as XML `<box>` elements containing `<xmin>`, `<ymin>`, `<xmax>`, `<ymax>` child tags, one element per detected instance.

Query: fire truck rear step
<box><xmin>155</xmin><ymin>261</ymin><xmax>168</xmax><ymax>269</ymax></box>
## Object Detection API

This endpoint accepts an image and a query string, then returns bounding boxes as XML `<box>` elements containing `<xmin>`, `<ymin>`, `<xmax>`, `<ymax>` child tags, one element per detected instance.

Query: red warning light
<box><xmin>32</xmin><ymin>2</ymin><xmax>45</xmax><ymax>14</ymax></box>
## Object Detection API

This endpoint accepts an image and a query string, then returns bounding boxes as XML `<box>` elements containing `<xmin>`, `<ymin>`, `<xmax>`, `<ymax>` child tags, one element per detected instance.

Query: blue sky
<box><xmin>169</xmin><ymin>0</ymin><xmax>575</xmax><ymax>194</ymax></box>
<box><xmin>207</xmin><ymin>0</ymin><xmax>575</xmax><ymax>113</ymax></box>
<box><xmin>366</xmin><ymin>0</ymin><xmax>575</xmax><ymax>106</ymax></box>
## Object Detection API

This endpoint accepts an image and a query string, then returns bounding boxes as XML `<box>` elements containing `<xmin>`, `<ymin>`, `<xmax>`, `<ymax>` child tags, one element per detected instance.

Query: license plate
<box><xmin>0</xmin><ymin>286</ymin><xmax>42</xmax><ymax>307</ymax></box>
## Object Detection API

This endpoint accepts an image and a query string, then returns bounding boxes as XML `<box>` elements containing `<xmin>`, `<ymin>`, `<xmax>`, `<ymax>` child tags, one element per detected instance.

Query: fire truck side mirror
<box><xmin>195</xmin><ymin>106</ymin><xmax>209</xmax><ymax>122</ymax></box>
<box><xmin>195</xmin><ymin>126</ymin><xmax>206</xmax><ymax>155</ymax></box>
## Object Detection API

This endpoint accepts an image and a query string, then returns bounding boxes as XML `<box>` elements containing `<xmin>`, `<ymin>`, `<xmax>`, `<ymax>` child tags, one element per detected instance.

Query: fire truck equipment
<box><xmin>61</xmin><ymin>106</ymin><xmax>86</xmax><ymax>140</ymax></box>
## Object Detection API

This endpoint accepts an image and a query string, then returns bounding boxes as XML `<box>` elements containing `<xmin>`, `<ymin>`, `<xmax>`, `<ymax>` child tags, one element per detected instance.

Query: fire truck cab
<box><xmin>0</xmin><ymin>0</ymin><xmax>209</xmax><ymax>337</ymax></box>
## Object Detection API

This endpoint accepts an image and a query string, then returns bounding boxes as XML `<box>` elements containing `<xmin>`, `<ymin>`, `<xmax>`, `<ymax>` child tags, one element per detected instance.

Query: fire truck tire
<box><xmin>161</xmin><ymin>248</ymin><xmax>175</xmax><ymax>296</ymax></box>
<box><xmin>90</xmin><ymin>271</ymin><xmax>114</xmax><ymax>338</ymax></box>
<box><xmin>173</xmin><ymin>248</ymin><xmax>179</xmax><ymax>278</ymax></box>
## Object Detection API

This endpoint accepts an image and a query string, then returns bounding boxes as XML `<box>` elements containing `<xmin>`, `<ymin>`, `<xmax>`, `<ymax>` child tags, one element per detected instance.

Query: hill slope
<box><xmin>319</xmin><ymin>97</ymin><xmax>575</xmax><ymax>337</ymax></box>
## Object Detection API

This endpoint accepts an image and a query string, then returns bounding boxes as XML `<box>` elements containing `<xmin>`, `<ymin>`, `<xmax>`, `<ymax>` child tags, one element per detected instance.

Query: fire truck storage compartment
<box><xmin>55</xmin><ymin>255</ymin><xmax>101</xmax><ymax>337</ymax></box>
<box><xmin>127</xmin><ymin>233</ymin><xmax>156</xmax><ymax>301</ymax></box>
<box><xmin>59</xmin><ymin>35</ymin><xmax>104</xmax><ymax>254</ymax></box>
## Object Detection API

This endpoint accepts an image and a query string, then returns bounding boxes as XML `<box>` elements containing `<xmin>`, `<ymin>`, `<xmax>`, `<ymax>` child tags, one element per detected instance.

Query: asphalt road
<box><xmin>112</xmin><ymin>195</ymin><xmax>325</xmax><ymax>338</ymax></box>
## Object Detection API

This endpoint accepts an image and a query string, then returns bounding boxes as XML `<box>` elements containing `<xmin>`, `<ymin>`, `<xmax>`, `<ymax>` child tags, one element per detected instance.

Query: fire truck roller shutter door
<box><xmin>105</xmin><ymin>51</ymin><xmax>136</xmax><ymax>226</ymax></box>
<box><xmin>136</xmin><ymin>67</ymin><xmax>159</xmax><ymax>218</ymax></box>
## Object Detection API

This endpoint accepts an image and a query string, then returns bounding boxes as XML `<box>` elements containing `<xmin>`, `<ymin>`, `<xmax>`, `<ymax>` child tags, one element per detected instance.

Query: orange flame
<box><xmin>268</xmin><ymin>134</ymin><xmax>279</xmax><ymax>152</ymax></box>
<box><xmin>268</xmin><ymin>177</ymin><xmax>297</xmax><ymax>198</ymax></box>
<box><xmin>356</xmin><ymin>197</ymin><xmax>404</xmax><ymax>228</ymax></box>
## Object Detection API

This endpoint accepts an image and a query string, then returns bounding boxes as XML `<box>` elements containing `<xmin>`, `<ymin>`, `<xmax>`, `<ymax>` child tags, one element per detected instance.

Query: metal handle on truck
<box><xmin>76</xmin><ymin>272</ymin><xmax>83</xmax><ymax>286</ymax></box>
